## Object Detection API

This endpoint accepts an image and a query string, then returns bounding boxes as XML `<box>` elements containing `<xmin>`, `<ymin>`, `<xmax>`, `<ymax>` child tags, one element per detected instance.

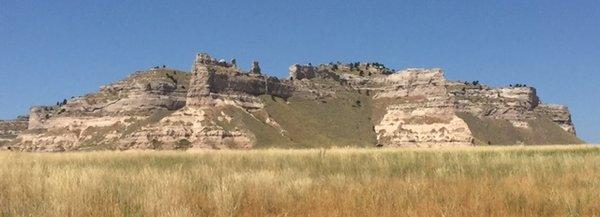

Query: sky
<box><xmin>0</xmin><ymin>0</ymin><xmax>598</xmax><ymax>142</ymax></box>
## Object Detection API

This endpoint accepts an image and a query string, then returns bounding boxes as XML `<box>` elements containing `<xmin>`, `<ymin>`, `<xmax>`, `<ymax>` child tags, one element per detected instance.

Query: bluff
<box><xmin>1</xmin><ymin>53</ymin><xmax>583</xmax><ymax>151</ymax></box>
<box><xmin>0</xmin><ymin>116</ymin><xmax>28</xmax><ymax>147</ymax></box>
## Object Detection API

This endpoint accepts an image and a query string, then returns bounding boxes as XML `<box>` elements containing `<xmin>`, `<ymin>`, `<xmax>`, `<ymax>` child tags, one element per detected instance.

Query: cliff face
<box><xmin>2</xmin><ymin>53</ymin><xmax>583</xmax><ymax>151</ymax></box>
<box><xmin>0</xmin><ymin>117</ymin><xmax>28</xmax><ymax>147</ymax></box>
<box><xmin>13</xmin><ymin>69</ymin><xmax>190</xmax><ymax>151</ymax></box>
<box><xmin>534</xmin><ymin>104</ymin><xmax>576</xmax><ymax>134</ymax></box>
<box><xmin>187</xmin><ymin>53</ymin><xmax>293</xmax><ymax>109</ymax></box>
<box><xmin>370</xmin><ymin>69</ymin><xmax>474</xmax><ymax>147</ymax></box>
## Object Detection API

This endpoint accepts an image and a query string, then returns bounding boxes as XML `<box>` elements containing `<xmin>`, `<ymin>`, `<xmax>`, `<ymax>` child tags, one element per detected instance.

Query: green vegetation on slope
<box><xmin>212</xmin><ymin>105</ymin><xmax>293</xmax><ymax>148</ymax></box>
<box><xmin>457</xmin><ymin>112</ymin><xmax>584</xmax><ymax>145</ymax></box>
<box><xmin>211</xmin><ymin>90</ymin><xmax>378</xmax><ymax>149</ymax></box>
<box><xmin>261</xmin><ymin>92</ymin><xmax>377</xmax><ymax>148</ymax></box>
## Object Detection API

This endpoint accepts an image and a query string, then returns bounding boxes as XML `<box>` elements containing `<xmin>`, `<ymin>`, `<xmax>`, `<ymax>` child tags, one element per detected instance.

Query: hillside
<box><xmin>1</xmin><ymin>53</ymin><xmax>583</xmax><ymax>151</ymax></box>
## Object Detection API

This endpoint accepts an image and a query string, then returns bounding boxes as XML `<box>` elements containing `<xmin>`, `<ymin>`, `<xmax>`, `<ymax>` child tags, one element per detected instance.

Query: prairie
<box><xmin>0</xmin><ymin>145</ymin><xmax>599</xmax><ymax>217</ymax></box>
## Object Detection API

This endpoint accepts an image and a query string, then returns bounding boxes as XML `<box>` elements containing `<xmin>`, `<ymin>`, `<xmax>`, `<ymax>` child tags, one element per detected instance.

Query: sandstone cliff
<box><xmin>1</xmin><ymin>53</ymin><xmax>582</xmax><ymax>151</ymax></box>
<box><xmin>0</xmin><ymin>116</ymin><xmax>28</xmax><ymax>147</ymax></box>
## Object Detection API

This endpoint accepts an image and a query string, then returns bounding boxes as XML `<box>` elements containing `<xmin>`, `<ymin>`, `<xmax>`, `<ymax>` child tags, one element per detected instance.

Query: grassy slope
<box><xmin>212</xmin><ymin>90</ymin><xmax>378</xmax><ymax>149</ymax></box>
<box><xmin>0</xmin><ymin>146</ymin><xmax>598</xmax><ymax>217</ymax></box>
<box><xmin>260</xmin><ymin>92</ymin><xmax>377</xmax><ymax>148</ymax></box>
<box><xmin>457</xmin><ymin>112</ymin><xmax>584</xmax><ymax>145</ymax></box>
<box><xmin>212</xmin><ymin>105</ymin><xmax>293</xmax><ymax>149</ymax></box>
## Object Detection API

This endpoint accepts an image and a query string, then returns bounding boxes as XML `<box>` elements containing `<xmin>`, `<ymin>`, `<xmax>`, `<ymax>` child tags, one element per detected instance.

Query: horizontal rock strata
<box><xmin>1</xmin><ymin>53</ymin><xmax>582</xmax><ymax>151</ymax></box>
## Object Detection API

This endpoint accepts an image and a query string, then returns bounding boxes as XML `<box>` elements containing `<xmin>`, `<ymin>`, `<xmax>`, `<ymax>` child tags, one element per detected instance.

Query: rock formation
<box><xmin>0</xmin><ymin>116</ymin><xmax>28</xmax><ymax>148</ymax></box>
<box><xmin>0</xmin><ymin>52</ymin><xmax>583</xmax><ymax>151</ymax></box>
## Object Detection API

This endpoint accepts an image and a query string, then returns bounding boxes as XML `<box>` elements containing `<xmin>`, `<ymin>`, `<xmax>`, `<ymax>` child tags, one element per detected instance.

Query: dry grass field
<box><xmin>0</xmin><ymin>145</ymin><xmax>599</xmax><ymax>217</ymax></box>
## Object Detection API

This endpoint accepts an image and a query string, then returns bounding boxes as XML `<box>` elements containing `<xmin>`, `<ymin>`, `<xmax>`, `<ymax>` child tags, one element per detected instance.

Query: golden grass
<box><xmin>1</xmin><ymin>145</ymin><xmax>599</xmax><ymax>217</ymax></box>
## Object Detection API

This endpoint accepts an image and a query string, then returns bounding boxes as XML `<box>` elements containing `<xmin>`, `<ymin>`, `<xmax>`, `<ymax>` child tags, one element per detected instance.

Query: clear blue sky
<box><xmin>1</xmin><ymin>0</ymin><xmax>598</xmax><ymax>142</ymax></box>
